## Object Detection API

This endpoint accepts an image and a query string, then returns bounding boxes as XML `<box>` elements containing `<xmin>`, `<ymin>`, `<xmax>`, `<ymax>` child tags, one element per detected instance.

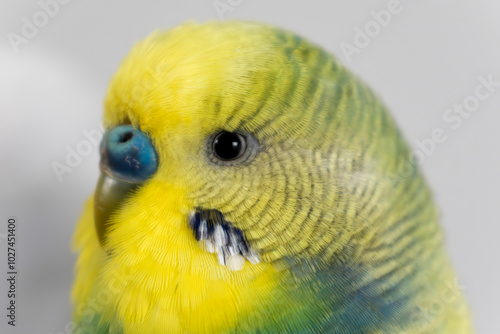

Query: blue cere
<box><xmin>100</xmin><ymin>125</ymin><xmax>158</xmax><ymax>182</ymax></box>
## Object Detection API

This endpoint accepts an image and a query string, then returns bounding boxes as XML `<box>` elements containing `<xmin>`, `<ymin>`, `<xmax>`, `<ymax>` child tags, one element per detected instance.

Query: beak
<box><xmin>93</xmin><ymin>125</ymin><xmax>158</xmax><ymax>248</ymax></box>
<box><xmin>94</xmin><ymin>171</ymin><xmax>140</xmax><ymax>248</ymax></box>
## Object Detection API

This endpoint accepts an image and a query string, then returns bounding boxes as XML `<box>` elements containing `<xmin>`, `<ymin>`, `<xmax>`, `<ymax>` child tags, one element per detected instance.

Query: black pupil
<box><xmin>213</xmin><ymin>132</ymin><xmax>244</xmax><ymax>160</ymax></box>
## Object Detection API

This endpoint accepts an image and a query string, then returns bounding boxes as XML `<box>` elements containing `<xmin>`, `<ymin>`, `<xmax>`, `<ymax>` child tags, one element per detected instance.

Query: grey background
<box><xmin>0</xmin><ymin>0</ymin><xmax>498</xmax><ymax>333</ymax></box>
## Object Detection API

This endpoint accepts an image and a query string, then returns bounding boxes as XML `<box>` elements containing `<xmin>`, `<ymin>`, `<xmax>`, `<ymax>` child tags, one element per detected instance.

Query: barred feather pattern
<box><xmin>72</xmin><ymin>21</ymin><xmax>473</xmax><ymax>333</ymax></box>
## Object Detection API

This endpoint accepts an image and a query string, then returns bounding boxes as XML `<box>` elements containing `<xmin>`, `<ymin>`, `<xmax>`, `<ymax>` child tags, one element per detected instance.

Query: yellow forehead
<box><xmin>103</xmin><ymin>21</ymin><xmax>295</xmax><ymax>138</ymax></box>
<box><xmin>101</xmin><ymin>19</ymin><xmax>344</xmax><ymax>150</ymax></box>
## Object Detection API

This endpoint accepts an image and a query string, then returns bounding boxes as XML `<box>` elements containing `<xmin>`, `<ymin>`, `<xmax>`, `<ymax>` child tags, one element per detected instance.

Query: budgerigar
<box><xmin>72</xmin><ymin>21</ymin><xmax>473</xmax><ymax>333</ymax></box>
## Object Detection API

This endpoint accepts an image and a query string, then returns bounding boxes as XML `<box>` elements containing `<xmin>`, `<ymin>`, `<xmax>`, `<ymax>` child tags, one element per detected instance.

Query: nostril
<box><xmin>119</xmin><ymin>131</ymin><xmax>134</xmax><ymax>143</ymax></box>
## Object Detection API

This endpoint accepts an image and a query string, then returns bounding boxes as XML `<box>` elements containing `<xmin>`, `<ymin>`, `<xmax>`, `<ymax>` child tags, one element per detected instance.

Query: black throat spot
<box><xmin>188</xmin><ymin>208</ymin><xmax>259</xmax><ymax>266</ymax></box>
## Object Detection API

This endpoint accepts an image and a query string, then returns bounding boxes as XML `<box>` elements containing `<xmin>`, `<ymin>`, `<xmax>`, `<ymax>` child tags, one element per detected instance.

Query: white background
<box><xmin>0</xmin><ymin>0</ymin><xmax>499</xmax><ymax>333</ymax></box>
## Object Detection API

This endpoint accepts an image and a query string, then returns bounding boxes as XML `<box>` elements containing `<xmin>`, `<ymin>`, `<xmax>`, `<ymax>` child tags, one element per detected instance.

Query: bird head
<box><xmin>74</xmin><ymin>20</ymin><xmax>426</xmax><ymax>332</ymax></box>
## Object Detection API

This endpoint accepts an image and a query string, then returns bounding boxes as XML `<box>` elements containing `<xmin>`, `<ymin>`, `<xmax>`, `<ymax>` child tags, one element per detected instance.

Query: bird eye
<box><xmin>212</xmin><ymin>131</ymin><xmax>247</xmax><ymax>161</ymax></box>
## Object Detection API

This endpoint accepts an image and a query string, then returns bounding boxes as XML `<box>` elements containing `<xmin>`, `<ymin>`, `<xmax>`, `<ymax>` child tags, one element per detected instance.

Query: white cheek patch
<box><xmin>189</xmin><ymin>209</ymin><xmax>261</xmax><ymax>271</ymax></box>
